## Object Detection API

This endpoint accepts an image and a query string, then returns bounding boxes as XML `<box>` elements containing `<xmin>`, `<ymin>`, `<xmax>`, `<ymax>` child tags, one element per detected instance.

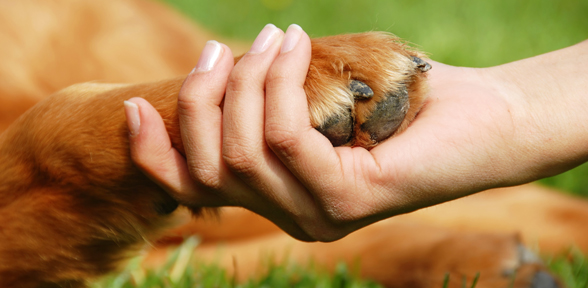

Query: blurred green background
<box><xmin>161</xmin><ymin>0</ymin><xmax>588</xmax><ymax>196</ymax></box>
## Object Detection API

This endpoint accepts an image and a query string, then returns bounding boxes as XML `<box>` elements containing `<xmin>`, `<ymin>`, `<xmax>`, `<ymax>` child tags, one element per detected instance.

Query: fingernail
<box><xmin>281</xmin><ymin>24</ymin><xmax>303</xmax><ymax>53</ymax></box>
<box><xmin>124</xmin><ymin>100</ymin><xmax>140</xmax><ymax>136</ymax></box>
<box><xmin>249</xmin><ymin>24</ymin><xmax>280</xmax><ymax>54</ymax></box>
<box><xmin>193</xmin><ymin>40</ymin><xmax>223</xmax><ymax>73</ymax></box>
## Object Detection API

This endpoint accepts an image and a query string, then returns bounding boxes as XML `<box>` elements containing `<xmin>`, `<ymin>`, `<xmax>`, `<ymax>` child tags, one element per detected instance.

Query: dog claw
<box><xmin>411</xmin><ymin>56</ymin><xmax>431</xmax><ymax>72</ymax></box>
<box><xmin>316</xmin><ymin>109</ymin><xmax>354</xmax><ymax>146</ymax></box>
<box><xmin>349</xmin><ymin>80</ymin><xmax>374</xmax><ymax>100</ymax></box>
<box><xmin>360</xmin><ymin>84</ymin><xmax>409</xmax><ymax>142</ymax></box>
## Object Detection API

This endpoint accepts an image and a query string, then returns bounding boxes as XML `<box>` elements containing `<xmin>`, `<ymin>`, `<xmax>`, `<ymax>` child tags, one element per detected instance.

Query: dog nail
<box><xmin>349</xmin><ymin>80</ymin><xmax>374</xmax><ymax>100</ymax></box>
<box><xmin>315</xmin><ymin>109</ymin><xmax>354</xmax><ymax>146</ymax></box>
<box><xmin>360</xmin><ymin>84</ymin><xmax>409</xmax><ymax>142</ymax></box>
<box><xmin>124</xmin><ymin>101</ymin><xmax>141</xmax><ymax>136</ymax></box>
<box><xmin>411</xmin><ymin>56</ymin><xmax>431</xmax><ymax>72</ymax></box>
<box><xmin>194</xmin><ymin>40</ymin><xmax>223</xmax><ymax>72</ymax></box>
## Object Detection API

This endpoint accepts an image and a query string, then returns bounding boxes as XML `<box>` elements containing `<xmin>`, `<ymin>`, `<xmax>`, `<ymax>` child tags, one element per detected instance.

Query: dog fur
<box><xmin>1</xmin><ymin>0</ymin><xmax>588</xmax><ymax>287</ymax></box>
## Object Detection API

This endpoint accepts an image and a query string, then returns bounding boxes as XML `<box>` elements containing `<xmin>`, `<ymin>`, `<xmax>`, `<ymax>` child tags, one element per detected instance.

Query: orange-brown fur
<box><xmin>0</xmin><ymin>80</ymin><xmax>178</xmax><ymax>286</ymax></box>
<box><xmin>0</xmin><ymin>26</ymin><xmax>425</xmax><ymax>288</ymax></box>
<box><xmin>0</xmin><ymin>0</ymin><xmax>247</xmax><ymax>131</ymax></box>
<box><xmin>1</xmin><ymin>0</ymin><xmax>588</xmax><ymax>288</ymax></box>
<box><xmin>0</xmin><ymin>30</ymin><xmax>423</xmax><ymax>286</ymax></box>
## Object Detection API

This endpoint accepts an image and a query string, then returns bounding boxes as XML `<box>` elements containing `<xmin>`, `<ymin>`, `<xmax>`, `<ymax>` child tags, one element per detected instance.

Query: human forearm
<box><xmin>487</xmin><ymin>39</ymin><xmax>588</xmax><ymax>181</ymax></box>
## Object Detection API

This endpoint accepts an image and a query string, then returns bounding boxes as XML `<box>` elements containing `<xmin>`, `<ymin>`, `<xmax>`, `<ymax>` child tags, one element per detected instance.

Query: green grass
<box><xmin>539</xmin><ymin>162</ymin><xmax>588</xmax><ymax>198</ymax></box>
<box><xmin>98</xmin><ymin>1</ymin><xmax>588</xmax><ymax>286</ymax></box>
<box><xmin>91</xmin><ymin>239</ymin><xmax>588</xmax><ymax>288</ymax></box>
<box><xmin>160</xmin><ymin>0</ymin><xmax>588</xmax><ymax>197</ymax></box>
<box><xmin>547</xmin><ymin>248</ymin><xmax>588</xmax><ymax>288</ymax></box>
<box><xmin>92</xmin><ymin>237</ymin><xmax>383</xmax><ymax>288</ymax></box>
<box><xmin>162</xmin><ymin>0</ymin><xmax>588</xmax><ymax>68</ymax></box>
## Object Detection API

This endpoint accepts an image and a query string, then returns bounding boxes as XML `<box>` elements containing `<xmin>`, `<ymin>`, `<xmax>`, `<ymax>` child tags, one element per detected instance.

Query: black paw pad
<box><xmin>316</xmin><ymin>109</ymin><xmax>354</xmax><ymax>146</ymax></box>
<box><xmin>360</xmin><ymin>84</ymin><xmax>409</xmax><ymax>142</ymax></box>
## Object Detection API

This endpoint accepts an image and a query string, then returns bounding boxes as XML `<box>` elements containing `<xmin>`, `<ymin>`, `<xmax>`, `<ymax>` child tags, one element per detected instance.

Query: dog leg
<box><xmin>0</xmin><ymin>32</ymin><xmax>555</xmax><ymax>287</ymax></box>
<box><xmin>147</xmin><ymin>208</ymin><xmax>558</xmax><ymax>288</ymax></box>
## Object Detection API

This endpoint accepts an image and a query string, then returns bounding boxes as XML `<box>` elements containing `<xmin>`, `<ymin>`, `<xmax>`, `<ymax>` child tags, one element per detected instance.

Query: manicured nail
<box><xmin>281</xmin><ymin>24</ymin><xmax>303</xmax><ymax>53</ymax></box>
<box><xmin>193</xmin><ymin>40</ymin><xmax>223</xmax><ymax>73</ymax></box>
<box><xmin>249</xmin><ymin>24</ymin><xmax>281</xmax><ymax>54</ymax></box>
<box><xmin>124</xmin><ymin>100</ymin><xmax>140</xmax><ymax>136</ymax></box>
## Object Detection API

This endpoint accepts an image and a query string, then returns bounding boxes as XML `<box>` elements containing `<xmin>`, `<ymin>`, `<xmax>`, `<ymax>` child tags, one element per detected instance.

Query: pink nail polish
<box><xmin>124</xmin><ymin>101</ymin><xmax>140</xmax><ymax>136</ymax></box>
<box><xmin>281</xmin><ymin>24</ymin><xmax>303</xmax><ymax>53</ymax></box>
<box><xmin>193</xmin><ymin>40</ymin><xmax>223</xmax><ymax>73</ymax></box>
<box><xmin>249</xmin><ymin>24</ymin><xmax>280</xmax><ymax>54</ymax></box>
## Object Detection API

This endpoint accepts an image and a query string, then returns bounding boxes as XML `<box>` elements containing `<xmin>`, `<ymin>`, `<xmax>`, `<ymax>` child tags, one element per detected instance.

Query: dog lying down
<box><xmin>1</xmin><ymin>0</ymin><xmax>588</xmax><ymax>287</ymax></box>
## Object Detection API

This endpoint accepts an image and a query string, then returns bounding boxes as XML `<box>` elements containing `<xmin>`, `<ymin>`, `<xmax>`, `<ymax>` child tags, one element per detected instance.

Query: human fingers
<box><xmin>124</xmin><ymin>97</ymin><xmax>224</xmax><ymax>206</ymax></box>
<box><xmin>175</xmin><ymin>41</ymin><xmax>249</xmax><ymax>202</ymax></box>
<box><xmin>222</xmin><ymin>24</ymin><xmax>284</xmax><ymax>187</ymax></box>
<box><xmin>177</xmin><ymin>36</ymin><xmax>314</xmax><ymax>240</ymax></box>
<box><xmin>221</xmin><ymin>24</ymin><xmax>331</xmax><ymax>236</ymax></box>
<box><xmin>264</xmin><ymin>24</ymin><xmax>344</xmax><ymax>209</ymax></box>
<box><xmin>127</xmin><ymin>41</ymin><xmax>251</xmax><ymax>206</ymax></box>
<box><xmin>259</xmin><ymin>25</ymin><xmax>385</xmax><ymax>238</ymax></box>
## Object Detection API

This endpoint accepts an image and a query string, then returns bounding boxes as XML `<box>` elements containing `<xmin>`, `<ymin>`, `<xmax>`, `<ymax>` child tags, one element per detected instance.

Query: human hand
<box><xmin>126</xmin><ymin>23</ymin><xmax>588</xmax><ymax>241</ymax></box>
<box><xmin>126</xmin><ymin>24</ymin><xmax>328</xmax><ymax>241</ymax></box>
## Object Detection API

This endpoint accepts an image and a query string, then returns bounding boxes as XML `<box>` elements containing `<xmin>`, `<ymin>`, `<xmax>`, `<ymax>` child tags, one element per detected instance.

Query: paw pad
<box><xmin>305</xmin><ymin>32</ymin><xmax>430</xmax><ymax>148</ymax></box>
<box><xmin>359</xmin><ymin>83</ymin><xmax>409</xmax><ymax>142</ymax></box>
<box><xmin>315</xmin><ymin>109</ymin><xmax>354</xmax><ymax>147</ymax></box>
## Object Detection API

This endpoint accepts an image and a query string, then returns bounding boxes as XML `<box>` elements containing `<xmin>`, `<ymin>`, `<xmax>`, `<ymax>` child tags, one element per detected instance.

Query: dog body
<box><xmin>1</xmin><ymin>1</ymin><xmax>588</xmax><ymax>287</ymax></box>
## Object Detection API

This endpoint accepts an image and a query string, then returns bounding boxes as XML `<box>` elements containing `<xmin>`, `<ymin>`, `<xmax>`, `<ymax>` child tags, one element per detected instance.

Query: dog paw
<box><xmin>305</xmin><ymin>32</ymin><xmax>430</xmax><ymax>148</ymax></box>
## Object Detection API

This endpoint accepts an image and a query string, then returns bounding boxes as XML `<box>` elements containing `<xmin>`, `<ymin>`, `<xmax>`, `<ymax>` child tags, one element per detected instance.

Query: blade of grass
<box><xmin>442</xmin><ymin>273</ymin><xmax>450</xmax><ymax>288</ymax></box>
<box><xmin>470</xmin><ymin>272</ymin><xmax>480</xmax><ymax>288</ymax></box>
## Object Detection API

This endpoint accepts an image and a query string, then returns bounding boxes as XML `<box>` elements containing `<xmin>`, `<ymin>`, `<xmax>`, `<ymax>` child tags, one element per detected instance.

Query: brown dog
<box><xmin>1</xmin><ymin>0</ymin><xmax>587</xmax><ymax>287</ymax></box>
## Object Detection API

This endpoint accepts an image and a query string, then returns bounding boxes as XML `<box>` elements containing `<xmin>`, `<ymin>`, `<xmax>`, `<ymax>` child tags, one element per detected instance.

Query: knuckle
<box><xmin>226</xmin><ymin>71</ymin><xmax>258</xmax><ymax>95</ymax></box>
<box><xmin>265</xmin><ymin>71</ymin><xmax>291</xmax><ymax>91</ymax></box>
<box><xmin>323</xmin><ymin>200</ymin><xmax>368</xmax><ymax>224</ymax></box>
<box><xmin>323</xmin><ymin>210</ymin><xmax>347</xmax><ymax>225</ymax></box>
<box><xmin>187</xmin><ymin>163</ymin><xmax>221</xmax><ymax>190</ymax></box>
<box><xmin>222</xmin><ymin>142</ymin><xmax>259</xmax><ymax>177</ymax></box>
<box><xmin>130</xmin><ymin>142</ymin><xmax>170</xmax><ymax>173</ymax></box>
<box><xmin>265</xmin><ymin>124</ymin><xmax>300</xmax><ymax>155</ymax></box>
<box><xmin>319</xmin><ymin>195</ymin><xmax>372</xmax><ymax>227</ymax></box>
<box><xmin>176</xmin><ymin>96</ymin><xmax>200</xmax><ymax>116</ymax></box>
<box><xmin>289</xmin><ymin>207</ymin><xmax>355</xmax><ymax>243</ymax></box>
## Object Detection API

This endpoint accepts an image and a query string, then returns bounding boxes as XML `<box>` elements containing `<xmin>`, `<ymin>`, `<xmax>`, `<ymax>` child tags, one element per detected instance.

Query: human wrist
<box><xmin>484</xmin><ymin>41</ymin><xmax>588</xmax><ymax>182</ymax></box>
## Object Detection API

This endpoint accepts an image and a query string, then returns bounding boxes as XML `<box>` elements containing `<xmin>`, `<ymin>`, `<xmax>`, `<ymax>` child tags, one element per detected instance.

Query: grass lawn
<box><xmin>96</xmin><ymin>0</ymin><xmax>588</xmax><ymax>287</ymax></box>
<box><xmin>161</xmin><ymin>0</ymin><xmax>588</xmax><ymax>197</ymax></box>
